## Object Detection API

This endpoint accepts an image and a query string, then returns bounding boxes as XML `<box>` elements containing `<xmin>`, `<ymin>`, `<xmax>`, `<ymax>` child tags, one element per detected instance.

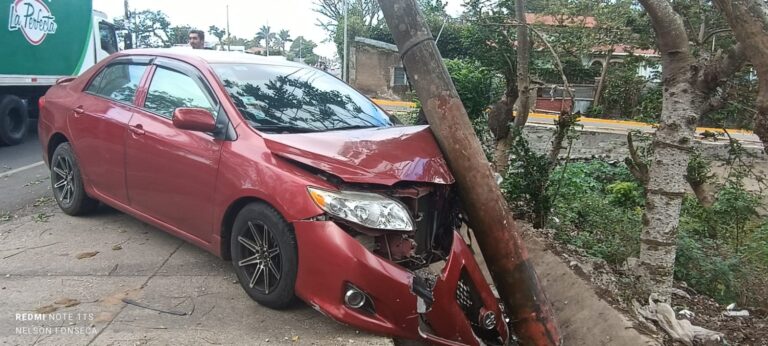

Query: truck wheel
<box><xmin>0</xmin><ymin>95</ymin><xmax>29</xmax><ymax>146</ymax></box>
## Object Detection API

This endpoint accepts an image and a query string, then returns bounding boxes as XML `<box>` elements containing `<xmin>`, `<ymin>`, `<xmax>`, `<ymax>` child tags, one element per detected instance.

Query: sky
<box><xmin>94</xmin><ymin>0</ymin><xmax>464</xmax><ymax>58</ymax></box>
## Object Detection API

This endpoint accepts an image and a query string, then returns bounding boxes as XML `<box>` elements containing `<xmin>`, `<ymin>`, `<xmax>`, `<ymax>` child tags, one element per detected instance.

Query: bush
<box><xmin>676</xmin><ymin>187</ymin><xmax>768</xmax><ymax>306</ymax></box>
<box><xmin>444</xmin><ymin>59</ymin><xmax>503</xmax><ymax>119</ymax></box>
<box><xmin>501</xmin><ymin>130</ymin><xmax>551</xmax><ymax>228</ymax></box>
<box><xmin>548</xmin><ymin>161</ymin><xmax>643</xmax><ymax>264</ymax></box>
<box><xmin>541</xmin><ymin>158</ymin><xmax>765</xmax><ymax>306</ymax></box>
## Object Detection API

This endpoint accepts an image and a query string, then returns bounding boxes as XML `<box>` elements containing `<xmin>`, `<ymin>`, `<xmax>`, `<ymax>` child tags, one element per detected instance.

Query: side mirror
<box><xmin>172</xmin><ymin>108</ymin><xmax>217</xmax><ymax>133</ymax></box>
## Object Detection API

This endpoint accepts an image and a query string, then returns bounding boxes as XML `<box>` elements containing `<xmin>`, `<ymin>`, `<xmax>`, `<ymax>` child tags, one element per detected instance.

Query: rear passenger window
<box><xmin>143</xmin><ymin>67</ymin><xmax>216</xmax><ymax>119</ymax></box>
<box><xmin>86</xmin><ymin>63</ymin><xmax>147</xmax><ymax>104</ymax></box>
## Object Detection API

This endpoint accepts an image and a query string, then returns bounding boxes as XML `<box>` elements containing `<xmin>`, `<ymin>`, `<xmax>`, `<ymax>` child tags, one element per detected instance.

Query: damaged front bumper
<box><xmin>292</xmin><ymin>221</ymin><xmax>510</xmax><ymax>345</ymax></box>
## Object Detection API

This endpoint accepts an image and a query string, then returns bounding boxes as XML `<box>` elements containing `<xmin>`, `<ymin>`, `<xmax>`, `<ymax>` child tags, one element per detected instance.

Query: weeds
<box><xmin>32</xmin><ymin>213</ymin><xmax>52</xmax><ymax>223</ymax></box>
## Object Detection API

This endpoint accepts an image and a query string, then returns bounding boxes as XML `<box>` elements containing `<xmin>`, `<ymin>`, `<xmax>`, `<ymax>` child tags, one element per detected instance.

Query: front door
<box><xmin>125</xmin><ymin>62</ymin><xmax>222</xmax><ymax>243</ymax></box>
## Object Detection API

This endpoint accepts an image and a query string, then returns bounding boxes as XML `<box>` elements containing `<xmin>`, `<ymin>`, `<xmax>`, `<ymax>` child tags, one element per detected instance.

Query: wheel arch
<box><xmin>220</xmin><ymin>196</ymin><xmax>281</xmax><ymax>261</ymax></box>
<box><xmin>47</xmin><ymin>132</ymin><xmax>69</xmax><ymax>165</ymax></box>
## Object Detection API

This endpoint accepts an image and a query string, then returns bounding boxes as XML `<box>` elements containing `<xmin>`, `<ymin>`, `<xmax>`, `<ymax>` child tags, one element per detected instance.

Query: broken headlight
<box><xmin>307</xmin><ymin>187</ymin><xmax>414</xmax><ymax>231</ymax></box>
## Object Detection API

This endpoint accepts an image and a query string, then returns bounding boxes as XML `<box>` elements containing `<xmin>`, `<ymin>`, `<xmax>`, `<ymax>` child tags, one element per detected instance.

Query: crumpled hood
<box><xmin>261</xmin><ymin>125</ymin><xmax>454</xmax><ymax>186</ymax></box>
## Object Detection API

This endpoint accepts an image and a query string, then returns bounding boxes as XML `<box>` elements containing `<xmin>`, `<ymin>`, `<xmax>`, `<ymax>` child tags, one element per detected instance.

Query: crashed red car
<box><xmin>38</xmin><ymin>49</ymin><xmax>509</xmax><ymax>345</ymax></box>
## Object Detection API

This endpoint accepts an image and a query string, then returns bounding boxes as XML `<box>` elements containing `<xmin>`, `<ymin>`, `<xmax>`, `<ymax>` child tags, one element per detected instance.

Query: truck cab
<box><xmin>0</xmin><ymin>2</ymin><xmax>118</xmax><ymax>146</ymax></box>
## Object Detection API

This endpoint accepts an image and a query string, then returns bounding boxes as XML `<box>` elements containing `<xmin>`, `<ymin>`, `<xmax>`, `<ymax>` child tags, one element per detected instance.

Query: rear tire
<box><xmin>0</xmin><ymin>95</ymin><xmax>29</xmax><ymax>146</ymax></box>
<box><xmin>50</xmin><ymin>142</ymin><xmax>99</xmax><ymax>215</ymax></box>
<box><xmin>230</xmin><ymin>202</ymin><xmax>298</xmax><ymax>309</ymax></box>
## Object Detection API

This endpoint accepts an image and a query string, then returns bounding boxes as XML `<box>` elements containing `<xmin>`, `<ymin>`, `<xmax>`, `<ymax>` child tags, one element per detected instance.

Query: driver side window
<box><xmin>144</xmin><ymin>67</ymin><xmax>216</xmax><ymax>119</ymax></box>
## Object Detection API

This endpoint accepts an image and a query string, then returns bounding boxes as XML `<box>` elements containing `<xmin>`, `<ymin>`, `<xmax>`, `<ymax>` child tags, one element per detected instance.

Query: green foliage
<box><xmin>444</xmin><ymin>59</ymin><xmax>503</xmax><ymax>119</ymax></box>
<box><xmin>686</xmin><ymin>151</ymin><xmax>714</xmax><ymax>187</ymax></box>
<box><xmin>114</xmin><ymin>10</ymin><xmax>173</xmax><ymax>48</ymax></box>
<box><xmin>547</xmin><ymin>161</ymin><xmax>642</xmax><ymax>264</ymax></box>
<box><xmin>606</xmin><ymin>181</ymin><xmax>643</xmax><ymax>209</ymax></box>
<box><xmin>501</xmin><ymin>130</ymin><xmax>552</xmax><ymax>228</ymax></box>
<box><xmin>700</xmin><ymin>68</ymin><xmax>759</xmax><ymax>130</ymax></box>
<box><xmin>531</xmin><ymin>158</ymin><xmax>767</xmax><ymax>306</ymax></box>
<box><xmin>288</xmin><ymin>36</ymin><xmax>319</xmax><ymax>63</ymax></box>
<box><xmin>599</xmin><ymin>56</ymin><xmax>654</xmax><ymax>118</ymax></box>
<box><xmin>635</xmin><ymin>83</ymin><xmax>662</xmax><ymax>123</ymax></box>
<box><xmin>675</xmin><ymin>227</ymin><xmax>740</xmax><ymax>303</ymax></box>
<box><xmin>471</xmin><ymin>114</ymin><xmax>495</xmax><ymax>162</ymax></box>
<box><xmin>676</xmin><ymin>192</ymin><xmax>768</xmax><ymax>305</ymax></box>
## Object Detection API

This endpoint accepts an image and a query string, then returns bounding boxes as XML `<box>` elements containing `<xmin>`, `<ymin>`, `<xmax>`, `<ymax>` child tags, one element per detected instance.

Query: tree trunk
<box><xmin>713</xmin><ymin>0</ymin><xmax>768</xmax><ymax>153</ymax></box>
<box><xmin>377</xmin><ymin>1</ymin><xmax>560</xmax><ymax>344</ymax></box>
<box><xmin>489</xmin><ymin>78</ymin><xmax>518</xmax><ymax>174</ymax></box>
<box><xmin>513</xmin><ymin>0</ymin><xmax>531</xmax><ymax>129</ymax></box>
<box><xmin>636</xmin><ymin>0</ymin><xmax>698</xmax><ymax>301</ymax></box>
<box><xmin>593</xmin><ymin>48</ymin><xmax>613</xmax><ymax>108</ymax></box>
<box><xmin>493</xmin><ymin>135</ymin><xmax>513</xmax><ymax>174</ymax></box>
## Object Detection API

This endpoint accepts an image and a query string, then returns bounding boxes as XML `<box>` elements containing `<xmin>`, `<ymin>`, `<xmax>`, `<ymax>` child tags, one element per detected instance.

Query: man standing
<box><xmin>188</xmin><ymin>30</ymin><xmax>205</xmax><ymax>49</ymax></box>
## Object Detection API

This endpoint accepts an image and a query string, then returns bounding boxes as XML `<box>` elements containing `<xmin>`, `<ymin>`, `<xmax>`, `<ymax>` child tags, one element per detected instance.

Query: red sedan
<box><xmin>38</xmin><ymin>49</ymin><xmax>509</xmax><ymax>345</ymax></box>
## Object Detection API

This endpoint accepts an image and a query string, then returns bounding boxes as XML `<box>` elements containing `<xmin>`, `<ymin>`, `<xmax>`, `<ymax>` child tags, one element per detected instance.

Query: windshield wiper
<box><xmin>328</xmin><ymin>125</ymin><xmax>380</xmax><ymax>131</ymax></box>
<box><xmin>252</xmin><ymin>124</ymin><xmax>320</xmax><ymax>133</ymax></box>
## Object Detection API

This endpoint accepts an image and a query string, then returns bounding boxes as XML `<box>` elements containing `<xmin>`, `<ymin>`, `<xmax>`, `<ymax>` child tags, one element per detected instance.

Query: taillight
<box><xmin>38</xmin><ymin>96</ymin><xmax>45</xmax><ymax>110</ymax></box>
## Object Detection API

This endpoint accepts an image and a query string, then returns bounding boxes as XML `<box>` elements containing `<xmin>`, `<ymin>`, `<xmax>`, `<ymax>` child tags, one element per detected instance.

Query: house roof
<box><xmin>354</xmin><ymin>37</ymin><xmax>398</xmax><ymax>52</ymax></box>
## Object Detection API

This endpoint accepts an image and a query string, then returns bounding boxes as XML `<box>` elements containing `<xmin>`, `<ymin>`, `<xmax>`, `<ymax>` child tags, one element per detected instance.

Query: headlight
<box><xmin>307</xmin><ymin>187</ymin><xmax>414</xmax><ymax>231</ymax></box>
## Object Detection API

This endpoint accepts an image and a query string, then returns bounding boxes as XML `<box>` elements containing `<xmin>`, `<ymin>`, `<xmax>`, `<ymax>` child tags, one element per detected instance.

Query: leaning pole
<box><xmin>377</xmin><ymin>1</ymin><xmax>561</xmax><ymax>344</ymax></box>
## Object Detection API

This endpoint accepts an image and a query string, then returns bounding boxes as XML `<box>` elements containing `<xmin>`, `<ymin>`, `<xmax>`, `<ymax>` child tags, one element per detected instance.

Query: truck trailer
<box><xmin>1</xmin><ymin>0</ymin><xmax>117</xmax><ymax>145</ymax></box>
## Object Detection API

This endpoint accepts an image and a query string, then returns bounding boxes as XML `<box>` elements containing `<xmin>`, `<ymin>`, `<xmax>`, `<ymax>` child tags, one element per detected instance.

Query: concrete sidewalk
<box><xmin>0</xmin><ymin>201</ymin><xmax>393</xmax><ymax>345</ymax></box>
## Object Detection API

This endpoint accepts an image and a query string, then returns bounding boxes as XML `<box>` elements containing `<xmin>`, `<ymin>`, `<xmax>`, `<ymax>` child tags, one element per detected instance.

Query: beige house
<box><xmin>349</xmin><ymin>37</ymin><xmax>410</xmax><ymax>100</ymax></box>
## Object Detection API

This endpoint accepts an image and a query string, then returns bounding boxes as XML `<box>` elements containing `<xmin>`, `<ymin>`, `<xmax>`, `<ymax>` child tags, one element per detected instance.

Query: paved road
<box><xmin>0</xmin><ymin>132</ymin><xmax>50</xmax><ymax>217</ymax></box>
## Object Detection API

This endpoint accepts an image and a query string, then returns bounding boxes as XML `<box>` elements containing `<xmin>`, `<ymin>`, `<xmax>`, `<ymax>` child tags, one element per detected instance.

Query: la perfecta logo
<box><xmin>8</xmin><ymin>0</ymin><xmax>57</xmax><ymax>45</ymax></box>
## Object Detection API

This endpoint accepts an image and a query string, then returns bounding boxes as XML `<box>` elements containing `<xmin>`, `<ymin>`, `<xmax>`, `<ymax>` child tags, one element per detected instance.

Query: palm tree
<box><xmin>278</xmin><ymin>29</ymin><xmax>292</xmax><ymax>54</ymax></box>
<box><xmin>255</xmin><ymin>25</ymin><xmax>274</xmax><ymax>55</ymax></box>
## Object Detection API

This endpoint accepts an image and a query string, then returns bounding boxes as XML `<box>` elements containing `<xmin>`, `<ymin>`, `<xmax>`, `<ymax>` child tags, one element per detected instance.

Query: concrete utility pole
<box><xmin>377</xmin><ymin>1</ymin><xmax>560</xmax><ymax>344</ymax></box>
<box><xmin>342</xmin><ymin>0</ymin><xmax>349</xmax><ymax>82</ymax></box>
<box><xmin>124</xmin><ymin>0</ymin><xmax>132</xmax><ymax>49</ymax></box>
<box><xmin>226</xmin><ymin>5</ymin><xmax>231</xmax><ymax>51</ymax></box>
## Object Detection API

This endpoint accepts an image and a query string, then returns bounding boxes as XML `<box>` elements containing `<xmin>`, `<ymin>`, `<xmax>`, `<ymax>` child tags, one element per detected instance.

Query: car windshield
<box><xmin>212</xmin><ymin>63</ymin><xmax>397</xmax><ymax>133</ymax></box>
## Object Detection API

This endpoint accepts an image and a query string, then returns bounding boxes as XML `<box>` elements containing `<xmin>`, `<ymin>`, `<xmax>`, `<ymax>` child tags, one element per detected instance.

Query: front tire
<box><xmin>50</xmin><ymin>142</ymin><xmax>99</xmax><ymax>215</ymax></box>
<box><xmin>231</xmin><ymin>202</ymin><xmax>298</xmax><ymax>309</ymax></box>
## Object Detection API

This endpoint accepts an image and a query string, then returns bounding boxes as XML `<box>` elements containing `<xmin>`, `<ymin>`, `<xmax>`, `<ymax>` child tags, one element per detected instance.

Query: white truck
<box><xmin>1</xmin><ymin>0</ymin><xmax>118</xmax><ymax>145</ymax></box>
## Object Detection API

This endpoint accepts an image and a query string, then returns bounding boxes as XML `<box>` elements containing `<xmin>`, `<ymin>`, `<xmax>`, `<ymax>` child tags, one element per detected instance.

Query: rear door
<box><xmin>69</xmin><ymin>57</ymin><xmax>151</xmax><ymax>204</ymax></box>
<box><xmin>125</xmin><ymin>58</ymin><xmax>223</xmax><ymax>243</ymax></box>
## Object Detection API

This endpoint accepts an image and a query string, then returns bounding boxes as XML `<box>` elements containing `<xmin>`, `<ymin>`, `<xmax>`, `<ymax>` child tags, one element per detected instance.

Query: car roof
<box><xmin>118</xmin><ymin>48</ymin><xmax>308</xmax><ymax>68</ymax></box>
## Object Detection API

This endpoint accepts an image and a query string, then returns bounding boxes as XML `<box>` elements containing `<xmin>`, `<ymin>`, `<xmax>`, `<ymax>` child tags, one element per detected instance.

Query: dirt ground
<box><xmin>467</xmin><ymin>225</ymin><xmax>659</xmax><ymax>346</ymax></box>
<box><xmin>513</xmin><ymin>222</ymin><xmax>768</xmax><ymax>346</ymax></box>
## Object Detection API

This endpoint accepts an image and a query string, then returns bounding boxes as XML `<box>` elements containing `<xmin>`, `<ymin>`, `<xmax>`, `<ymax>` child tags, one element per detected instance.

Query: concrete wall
<box><xmin>522</xmin><ymin>125</ymin><xmax>768</xmax><ymax>164</ymax></box>
<box><xmin>349</xmin><ymin>40</ymin><xmax>409</xmax><ymax>100</ymax></box>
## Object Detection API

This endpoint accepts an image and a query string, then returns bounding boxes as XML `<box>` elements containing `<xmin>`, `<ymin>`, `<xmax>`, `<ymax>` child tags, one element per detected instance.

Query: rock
<box><xmin>112</xmin><ymin>245</ymin><xmax>123</xmax><ymax>251</ymax></box>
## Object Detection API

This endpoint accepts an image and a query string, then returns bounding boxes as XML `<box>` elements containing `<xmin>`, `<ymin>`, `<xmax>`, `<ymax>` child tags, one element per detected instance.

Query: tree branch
<box><xmin>702</xmin><ymin>28</ymin><xmax>732</xmax><ymax>44</ymax></box>
<box><xmin>697</xmin><ymin>0</ymin><xmax>707</xmax><ymax>44</ymax></box>
<box><xmin>698</xmin><ymin>43</ymin><xmax>747</xmax><ymax>94</ymax></box>
<box><xmin>637</xmin><ymin>0</ymin><xmax>690</xmax><ymax>57</ymax></box>
<box><xmin>625</xmin><ymin>132</ymin><xmax>650</xmax><ymax>186</ymax></box>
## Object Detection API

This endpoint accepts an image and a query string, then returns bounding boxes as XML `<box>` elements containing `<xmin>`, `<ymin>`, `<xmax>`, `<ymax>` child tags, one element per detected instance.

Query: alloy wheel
<box><xmin>53</xmin><ymin>155</ymin><xmax>75</xmax><ymax>206</ymax></box>
<box><xmin>237</xmin><ymin>221</ymin><xmax>282</xmax><ymax>294</ymax></box>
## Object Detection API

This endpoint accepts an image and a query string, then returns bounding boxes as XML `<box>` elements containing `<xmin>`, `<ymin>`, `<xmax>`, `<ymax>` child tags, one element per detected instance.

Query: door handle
<box><xmin>129</xmin><ymin>124</ymin><xmax>145</xmax><ymax>136</ymax></box>
<box><xmin>73</xmin><ymin>106</ymin><xmax>85</xmax><ymax>117</ymax></box>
